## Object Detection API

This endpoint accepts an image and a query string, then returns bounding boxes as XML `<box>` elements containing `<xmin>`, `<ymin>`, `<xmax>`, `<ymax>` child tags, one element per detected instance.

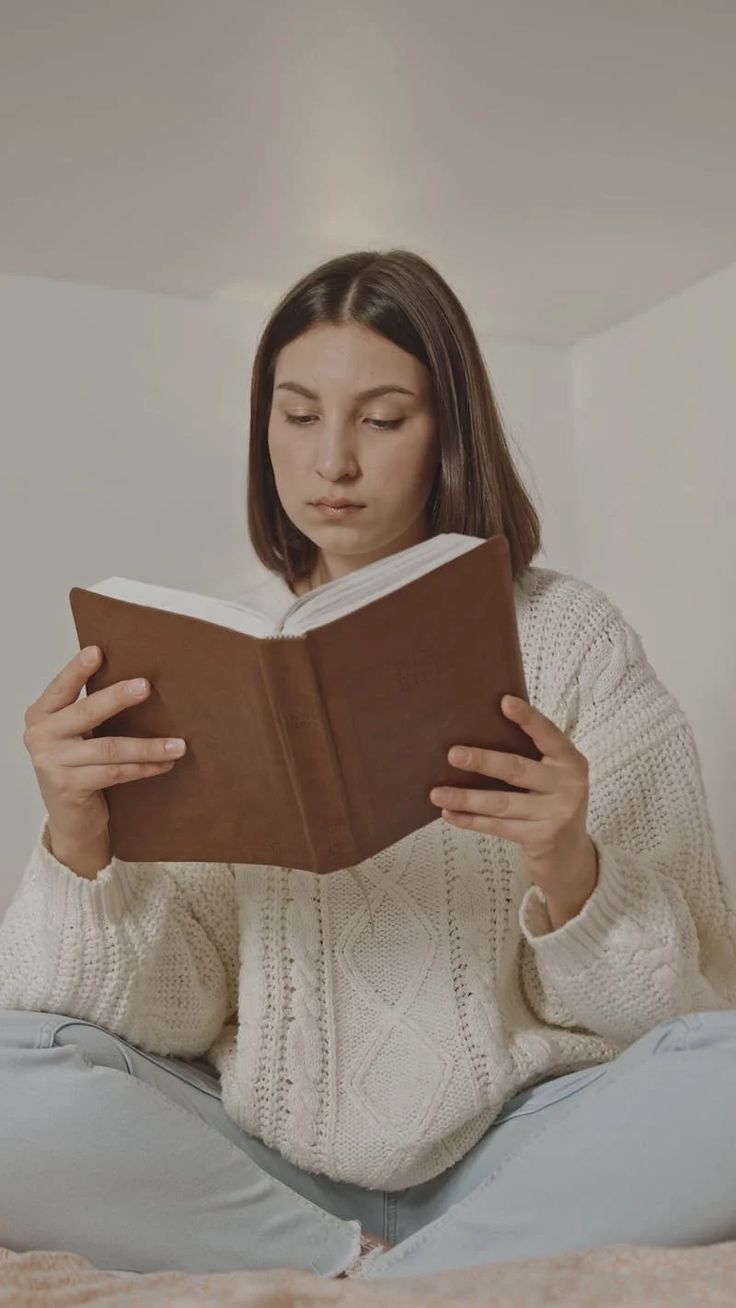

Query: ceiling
<box><xmin>2</xmin><ymin>0</ymin><xmax>735</xmax><ymax>344</ymax></box>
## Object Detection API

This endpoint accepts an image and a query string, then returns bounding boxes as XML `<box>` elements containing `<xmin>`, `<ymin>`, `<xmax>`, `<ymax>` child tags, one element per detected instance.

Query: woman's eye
<box><xmin>285</xmin><ymin>415</ymin><xmax>404</xmax><ymax>431</ymax></box>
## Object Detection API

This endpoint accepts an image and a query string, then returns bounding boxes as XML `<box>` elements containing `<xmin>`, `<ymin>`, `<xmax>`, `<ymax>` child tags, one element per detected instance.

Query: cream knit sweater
<box><xmin>2</xmin><ymin>563</ymin><xmax>736</xmax><ymax>1190</ymax></box>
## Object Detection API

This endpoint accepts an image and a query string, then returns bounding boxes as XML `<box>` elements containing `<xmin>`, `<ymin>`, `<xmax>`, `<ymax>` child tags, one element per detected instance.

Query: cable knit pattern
<box><xmin>284</xmin><ymin>871</ymin><xmax>323</xmax><ymax>1167</ymax></box>
<box><xmin>2</xmin><ymin>562</ymin><xmax>736</xmax><ymax>1189</ymax></box>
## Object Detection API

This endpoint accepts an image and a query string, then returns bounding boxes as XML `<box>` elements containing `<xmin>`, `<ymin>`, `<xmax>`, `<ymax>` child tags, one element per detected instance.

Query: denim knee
<box><xmin>0</xmin><ymin>1007</ymin><xmax>65</xmax><ymax>1049</ymax></box>
<box><xmin>663</xmin><ymin>1007</ymin><xmax>736</xmax><ymax>1048</ymax></box>
<box><xmin>0</xmin><ymin>1008</ymin><xmax>130</xmax><ymax>1072</ymax></box>
<box><xmin>629</xmin><ymin>1007</ymin><xmax>736</xmax><ymax>1060</ymax></box>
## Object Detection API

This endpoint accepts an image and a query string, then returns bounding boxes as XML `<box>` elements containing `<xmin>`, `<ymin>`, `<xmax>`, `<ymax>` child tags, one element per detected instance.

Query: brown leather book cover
<box><xmin>68</xmin><ymin>533</ymin><xmax>541</xmax><ymax>873</ymax></box>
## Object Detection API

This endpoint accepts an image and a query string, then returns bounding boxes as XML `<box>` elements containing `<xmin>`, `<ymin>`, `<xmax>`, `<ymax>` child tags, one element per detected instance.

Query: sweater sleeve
<box><xmin>517</xmin><ymin>593</ymin><xmax>736</xmax><ymax>1046</ymax></box>
<box><xmin>0</xmin><ymin>815</ymin><xmax>240</xmax><ymax>1058</ymax></box>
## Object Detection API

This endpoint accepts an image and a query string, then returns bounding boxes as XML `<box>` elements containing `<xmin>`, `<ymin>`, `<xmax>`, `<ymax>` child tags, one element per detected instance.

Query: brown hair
<box><xmin>247</xmin><ymin>248</ymin><xmax>541</xmax><ymax>591</ymax></box>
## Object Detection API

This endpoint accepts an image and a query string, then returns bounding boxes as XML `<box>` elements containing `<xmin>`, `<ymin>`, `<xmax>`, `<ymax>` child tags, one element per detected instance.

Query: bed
<box><xmin>2</xmin><ymin>1239</ymin><xmax>736</xmax><ymax>1305</ymax></box>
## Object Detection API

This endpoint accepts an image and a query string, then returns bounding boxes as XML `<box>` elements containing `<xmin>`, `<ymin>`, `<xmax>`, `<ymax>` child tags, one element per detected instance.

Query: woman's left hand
<box><xmin>429</xmin><ymin>694</ymin><xmax>599</xmax><ymax>928</ymax></box>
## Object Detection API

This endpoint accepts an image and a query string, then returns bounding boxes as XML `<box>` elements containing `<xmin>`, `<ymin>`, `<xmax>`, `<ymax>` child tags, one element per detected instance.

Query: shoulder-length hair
<box><xmin>247</xmin><ymin>248</ymin><xmax>542</xmax><ymax>591</ymax></box>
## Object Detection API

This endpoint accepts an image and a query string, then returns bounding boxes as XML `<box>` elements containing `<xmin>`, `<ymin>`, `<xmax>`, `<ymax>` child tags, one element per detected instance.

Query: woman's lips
<box><xmin>311</xmin><ymin>502</ymin><xmax>365</xmax><ymax>518</ymax></box>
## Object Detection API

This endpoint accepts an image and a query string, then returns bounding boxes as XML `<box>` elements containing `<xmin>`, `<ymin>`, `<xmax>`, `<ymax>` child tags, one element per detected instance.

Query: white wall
<box><xmin>0</xmin><ymin>274</ymin><xmax>572</xmax><ymax>915</ymax></box>
<box><xmin>479</xmin><ymin>337</ymin><xmax>581</xmax><ymax>575</ymax></box>
<box><xmin>570</xmin><ymin>258</ymin><xmax>736</xmax><ymax>886</ymax></box>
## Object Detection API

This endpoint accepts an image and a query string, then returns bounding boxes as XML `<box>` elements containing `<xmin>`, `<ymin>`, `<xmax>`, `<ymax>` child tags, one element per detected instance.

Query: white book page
<box><xmin>84</xmin><ymin>533</ymin><xmax>486</xmax><ymax>638</ymax></box>
<box><xmin>277</xmin><ymin>533</ymin><xmax>485</xmax><ymax>633</ymax></box>
<box><xmin>83</xmin><ymin>577</ymin><xmax>280</xmax><ymax>637</ymax></box>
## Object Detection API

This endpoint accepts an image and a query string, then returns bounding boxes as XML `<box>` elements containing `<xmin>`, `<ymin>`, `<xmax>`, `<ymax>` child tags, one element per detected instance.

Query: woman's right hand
<box><xmin>23</xmin><ymin>645</ymin><xmax>187</xmax><ymax>849</ymax></box>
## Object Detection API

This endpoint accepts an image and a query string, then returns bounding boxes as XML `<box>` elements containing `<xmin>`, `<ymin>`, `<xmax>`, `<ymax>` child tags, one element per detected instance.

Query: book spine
<box><xmin>258</xmin><ymin>637</ymin><xmax>358</xmax><ymax>873</ymax></box>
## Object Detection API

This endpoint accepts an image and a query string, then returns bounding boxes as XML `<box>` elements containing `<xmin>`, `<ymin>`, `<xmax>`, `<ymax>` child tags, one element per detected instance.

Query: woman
<box><xmin>2</xmin><ymin>248</ymin><xmax>736</xmax><ymax>1281</ymax></box>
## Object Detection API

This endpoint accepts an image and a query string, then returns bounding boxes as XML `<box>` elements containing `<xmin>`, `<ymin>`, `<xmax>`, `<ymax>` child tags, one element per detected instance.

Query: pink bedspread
<box><xmin>2</xmin><ymin>1241</ymin><xmax>736</xmax><ymax>1305</ymax></box>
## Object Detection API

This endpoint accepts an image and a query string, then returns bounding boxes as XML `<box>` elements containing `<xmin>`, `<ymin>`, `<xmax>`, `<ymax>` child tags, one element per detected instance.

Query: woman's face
<box><xmin>267</xmin><ymin>320</ymin><xmax>440</xmax><ymax>584</ymax></box>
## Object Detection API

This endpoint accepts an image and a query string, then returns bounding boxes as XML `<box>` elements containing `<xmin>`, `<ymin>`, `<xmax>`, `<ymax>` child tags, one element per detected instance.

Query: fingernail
<box><xmin>450</xmin><ymin>747</ymin><xmax>469</xmax><ymax>764</ymax></box>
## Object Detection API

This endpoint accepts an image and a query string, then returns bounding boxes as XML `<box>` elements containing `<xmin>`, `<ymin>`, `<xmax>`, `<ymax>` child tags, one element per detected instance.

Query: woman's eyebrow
<box><xmin>274</xmin><ymin>382</ymin><xmax>416</xmax><ymax>401</ymax></box>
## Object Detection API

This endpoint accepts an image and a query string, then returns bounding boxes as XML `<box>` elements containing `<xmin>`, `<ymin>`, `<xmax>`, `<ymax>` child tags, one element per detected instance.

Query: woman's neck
<box><xmin>293</xmin><ymin>556</ymin><xmax>330</xmax><ymax>596</ymax></box>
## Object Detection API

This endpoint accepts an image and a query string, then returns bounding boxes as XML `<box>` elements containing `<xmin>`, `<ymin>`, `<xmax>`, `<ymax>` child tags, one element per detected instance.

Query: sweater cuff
<box><xmin>518</xmin><ymin>837</ymin><xmax>633</xmax><ymax>974</ymax></box>
<box><xmin>33</xmin><ymin>815</ymin><xmax>140</xmax><ymax>927</ymax></box>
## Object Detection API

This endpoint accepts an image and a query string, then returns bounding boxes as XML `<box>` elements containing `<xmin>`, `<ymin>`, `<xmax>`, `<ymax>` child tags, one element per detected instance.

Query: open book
<box><xmin>68</xmin><ymin>532</ymin><xmax>541</xmax><ymax>873</ymax></box>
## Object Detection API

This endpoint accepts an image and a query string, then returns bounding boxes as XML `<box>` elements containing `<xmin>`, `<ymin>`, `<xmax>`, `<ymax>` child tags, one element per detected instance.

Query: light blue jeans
<box><xmin>1</xmin><ymin>1006</ymin><xmax>735</xmax><ymax>1279</ymax></box>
